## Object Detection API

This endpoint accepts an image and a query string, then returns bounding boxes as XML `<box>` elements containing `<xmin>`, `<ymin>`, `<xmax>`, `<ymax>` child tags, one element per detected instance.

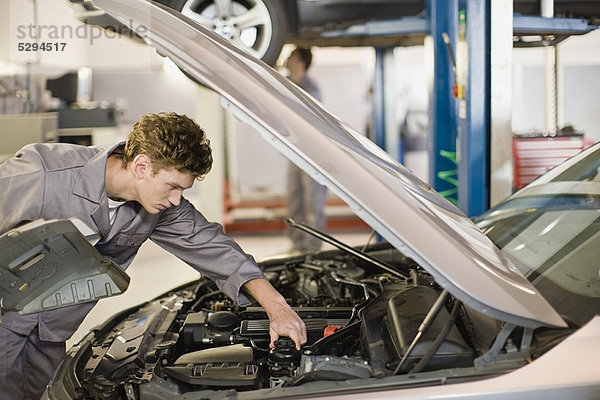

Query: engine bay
<box><xmin>72</xmin><ymin>242</ymin><xmax>503</xmax><ymax>399</ymax></box>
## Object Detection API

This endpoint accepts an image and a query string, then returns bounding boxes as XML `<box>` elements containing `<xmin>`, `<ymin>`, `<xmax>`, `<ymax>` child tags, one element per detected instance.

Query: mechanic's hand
<box><xmin>243</xmin><ymin>278</ymin><xmax>307</xmax><ymax>350</ymax></box>
<box><xmin>266</xmin><ymin>299</ymin><xmax>307</xmax><ymax>350</ymax></box>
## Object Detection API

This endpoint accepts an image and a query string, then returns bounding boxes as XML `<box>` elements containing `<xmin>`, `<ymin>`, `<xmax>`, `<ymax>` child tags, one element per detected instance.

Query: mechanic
<box><xmin>0</xmin><ymin>112</ymin><xmax>307</xmax><ymax>400</ymax></box>
<box><xmin>284</xmin><ymin>46</ymin><xmax>328</xmax><ymax>252</ymax></box>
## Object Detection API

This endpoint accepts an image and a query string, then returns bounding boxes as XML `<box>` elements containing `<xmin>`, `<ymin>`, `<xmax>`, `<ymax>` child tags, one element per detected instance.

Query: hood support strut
<box><xmin>394</xmin><ymin>289</ymin><xmax>450</xmax><ymax>374</ymax></box>
<box><xmin>286</xmin><ymin>218</ymin><xmax>408</xmax><ymax>279</ymax></box>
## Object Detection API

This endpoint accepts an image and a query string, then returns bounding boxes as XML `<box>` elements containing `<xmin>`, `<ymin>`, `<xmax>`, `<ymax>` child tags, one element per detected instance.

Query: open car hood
<box><xmin>93</xmin><ymin>0</ymin><xmax>565</xmax><ymax>329</ymax></box>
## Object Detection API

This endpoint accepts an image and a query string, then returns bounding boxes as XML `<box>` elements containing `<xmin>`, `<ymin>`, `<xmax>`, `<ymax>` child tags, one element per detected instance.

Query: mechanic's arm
<box><xmin>243</xmin><ymin>278</ymin><xmax>307</xmax><ymax>350</ymax></box>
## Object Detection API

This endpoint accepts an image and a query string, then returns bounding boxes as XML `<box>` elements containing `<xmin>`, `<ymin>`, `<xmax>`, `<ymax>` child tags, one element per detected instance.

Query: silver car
<box><xmin>31</xmin><ymin>0</ymin><xmax>600</xmax><ymax>398</ymax></box>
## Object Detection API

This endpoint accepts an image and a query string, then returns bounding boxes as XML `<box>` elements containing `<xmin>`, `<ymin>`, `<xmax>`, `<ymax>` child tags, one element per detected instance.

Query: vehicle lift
<box><xmin>323</xmin><ymin>0</ymin><xmax>597</xmax><ymax>217</ymax></box>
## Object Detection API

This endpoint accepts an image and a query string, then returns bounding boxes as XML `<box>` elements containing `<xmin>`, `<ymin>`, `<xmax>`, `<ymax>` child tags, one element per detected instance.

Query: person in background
<box><xmin>284</xmin><ymin>46</ymin><xmax>328</xmax><ymax>252</ymax></box>
<box><xmin>0</xmin><ymin>112</ymin><xmax>307</xmax><ymax>400</ymax></box>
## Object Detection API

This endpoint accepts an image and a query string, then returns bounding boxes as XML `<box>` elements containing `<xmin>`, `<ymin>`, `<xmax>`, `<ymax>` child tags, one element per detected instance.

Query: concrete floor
<box><xmin>67</xmin><ymin>230</ymin><xmax>372</xmax><ymax>347</ymax></box>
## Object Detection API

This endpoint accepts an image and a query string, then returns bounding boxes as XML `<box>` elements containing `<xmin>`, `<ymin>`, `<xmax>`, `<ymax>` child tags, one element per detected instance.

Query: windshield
<box><xmin>476</xmin><ymin>146</ymin><xmax>600</xmax><ymax>327</ymax></box>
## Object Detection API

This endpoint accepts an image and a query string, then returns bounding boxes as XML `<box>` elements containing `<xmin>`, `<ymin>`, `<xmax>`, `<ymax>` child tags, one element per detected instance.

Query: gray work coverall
<box><xmin>0</xmin><ymin>141</ymin><xmax>264</xmax><ymax>399</ymax></box>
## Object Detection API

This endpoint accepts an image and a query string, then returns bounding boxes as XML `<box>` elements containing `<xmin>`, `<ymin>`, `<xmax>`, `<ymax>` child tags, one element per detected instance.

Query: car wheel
<box><xmin>173</xmin><ymin>0</ymin><xmax>288</xmax><ymax>66</ymax></box>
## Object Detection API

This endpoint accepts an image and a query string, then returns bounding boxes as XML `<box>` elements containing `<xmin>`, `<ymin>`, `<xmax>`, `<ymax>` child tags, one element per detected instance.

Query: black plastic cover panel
<box><xmin>0</xmin><ymin>219</ymin><xmax>130</xmax><ymax>314</ymax></box>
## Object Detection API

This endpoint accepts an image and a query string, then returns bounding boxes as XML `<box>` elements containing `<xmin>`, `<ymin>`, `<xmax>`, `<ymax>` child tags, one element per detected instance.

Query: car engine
<box><xmin>72</xmin><ymin>241</ymin><xmax>484</xmax><ymax>399</ymax></box>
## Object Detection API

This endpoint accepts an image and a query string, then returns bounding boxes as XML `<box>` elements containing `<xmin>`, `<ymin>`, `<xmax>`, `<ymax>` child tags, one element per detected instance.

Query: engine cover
<box><xmin>164</xmin><ymin>344</ymin><xmax>259</xmax><ymax>387</ymax></box>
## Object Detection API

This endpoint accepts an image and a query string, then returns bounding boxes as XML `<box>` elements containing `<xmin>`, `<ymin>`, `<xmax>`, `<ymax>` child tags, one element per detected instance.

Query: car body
<box><xmin>69</xmin><ymin>0</ymin><xmax>600</xmax><ymax>64</ymax></box>
<box><xmin>33</xmin><ymin>0</ymin><xmax>600</xmax><ymax>399</ymax></box>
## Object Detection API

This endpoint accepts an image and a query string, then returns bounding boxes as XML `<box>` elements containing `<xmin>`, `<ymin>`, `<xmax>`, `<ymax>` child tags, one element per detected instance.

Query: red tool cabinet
<box><xmin>513</xmin><ymin>134</ymin><xmax>594</xmax><ymax>190</ymax></box>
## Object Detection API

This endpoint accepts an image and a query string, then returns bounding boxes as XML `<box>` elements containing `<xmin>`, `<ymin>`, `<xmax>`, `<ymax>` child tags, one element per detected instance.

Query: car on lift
<box><xmin>11</xmin><ymin>0</ymin><xmax>595</xmax><ymax>398</ymax></box>
<box><xmin>158</xmin><ymin>0</ymin><xmax>429</xmax><ymax>65</ymax></box>
<box><xmin>69</xmin><ymin>0</ymin><xmax>600</xmax><ymax>65</ymax></box>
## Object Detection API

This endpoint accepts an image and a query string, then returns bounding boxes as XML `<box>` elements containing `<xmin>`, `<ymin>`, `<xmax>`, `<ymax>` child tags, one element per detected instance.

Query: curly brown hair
<box><xmin>121</xmin><ymin>112</ymin><xmax>213</xmax><ymax>179</ymax></box>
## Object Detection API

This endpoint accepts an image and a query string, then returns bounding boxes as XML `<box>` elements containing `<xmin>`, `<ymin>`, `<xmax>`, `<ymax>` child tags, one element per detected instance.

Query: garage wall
<box><xmin>562</xmin><ymin>66</ymin><xmax>600</xmax><ymax>140</ymax></box>
<box><xmin>512</xmin><ymin>30</ymin><xmax>600</xmax><ymax>142</ymax></box>
<box><xmin>513</xmin><ymin>64</ymin><xmax>600</xmax><ymax>140</ymax></box>
<box><xmin>91</xmin><ymin>67</ymin><xmax>202</xmax><ymax>125</ymax></box>
<box><xmin>227</xmin><ymin>47</ymin><xmax>375</xmax><ymax>202</ymax></box>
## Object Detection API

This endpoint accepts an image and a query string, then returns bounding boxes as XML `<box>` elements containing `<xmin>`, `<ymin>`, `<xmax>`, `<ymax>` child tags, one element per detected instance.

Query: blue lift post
<box><xmin>428</xmin><ymin>0</ymin><xmax>460</xmax><ymax>207</ymax></box>
<box><xmin>439</xmin><ymin>2</ymin><xmax>596</xmax><ymax>217</ymax></box>
<box><xmin>456</xmin><ymin>0</ymin><xmax>490</xmax><ymax>217</ymax></box>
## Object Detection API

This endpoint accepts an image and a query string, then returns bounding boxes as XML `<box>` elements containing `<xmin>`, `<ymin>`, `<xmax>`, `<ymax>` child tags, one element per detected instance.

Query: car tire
<box><xmin>165</xmin><ymin>0</ymin><xmax>289</xmax><ymax>66</ymax></box>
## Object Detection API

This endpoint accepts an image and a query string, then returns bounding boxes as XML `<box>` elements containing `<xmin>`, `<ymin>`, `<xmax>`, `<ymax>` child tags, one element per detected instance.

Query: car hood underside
<box><xmin>94</xmin><ymin>0</ymin><xmax>566</xmax><ymax>329</ymax></box>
